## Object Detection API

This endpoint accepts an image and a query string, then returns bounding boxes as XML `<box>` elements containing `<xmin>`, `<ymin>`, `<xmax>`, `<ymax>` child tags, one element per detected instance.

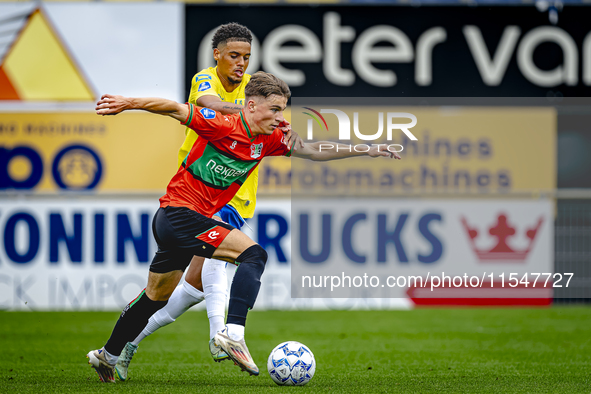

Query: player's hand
<box><xmin>368</xmin><ymin>144</ymin><xmax>402</xmax><ymax>159</ymax></box>
<box><xmin>278</xmin><ymin>121</ymin><xmax>304</xmax><ymax>150</ymax></box>
<box><xmin>96</xmin><ymin>94</ymin><xmax>131</xmax><ymax>115</ymax></box>
<box><xmin>284</xmin><ymin>131</ymin><xmax>304</xmax><ymax>152</ymax></box>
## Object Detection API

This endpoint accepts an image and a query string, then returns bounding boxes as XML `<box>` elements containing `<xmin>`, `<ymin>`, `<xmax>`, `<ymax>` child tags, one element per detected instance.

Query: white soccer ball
<box><xmin>267</xmin><ymin>341</ymin><xmax>316</xmax><ymax>386</ymax></box>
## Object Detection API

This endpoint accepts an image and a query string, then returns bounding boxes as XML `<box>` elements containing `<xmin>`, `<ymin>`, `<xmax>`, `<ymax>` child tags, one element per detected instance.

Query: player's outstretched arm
<box><xmin>292</xmin><ymin>141</ymin><xmax>401</xmax><ymax>161</ymax></box>
<box><xmin>197</xmin><ymin>95</ymin><xmax>244</xmax><ymax>115</ymax></box>
<box><xmin>96</xmin><ymin>94</ymin><xmax>189</xmax><ymax>122</ymax></box>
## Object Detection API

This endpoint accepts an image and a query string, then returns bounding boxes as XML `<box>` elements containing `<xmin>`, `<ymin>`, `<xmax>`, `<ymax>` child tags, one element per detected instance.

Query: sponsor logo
<box><xmin>206</xmin><ymin>159</ymin><xmax>248</xmax><ymax>179</ymax></box>
<box><xmin>0</xmin><ymin>8</ymin><xmax>95</xmax><ymax>101</ymax></box>
<box><xmin>461</xmin><ymin>213</ymin><xmax>544</xmax><ymax>262</ymax></box>
<box><xmin>198</xmin><ymin>81</ymin><xmax>212</xmax><ymax>92</ymax></box>
<box><xmin>53</xmin><ymin>145</ymin><xmax>103</xmax><ymax>190</ymax></box>
<box><xmin>250</xmin><ymin>143</ymin><xmax>263</xmax><ymax>159</ymax></box>
<box><xmin>200</xmin><ymin>107</ymin><xmax>216</xmax><ymax>119</ymax></box>
<box><xmin>208</xmin><ymin>230</ymin><xmax>219</xmax><ymax>240</ymax></box>
<box><xmin>1</xmin><ymin>143</ymin><xmax>103</xmax><ymax>191</ymax></box>
<box><xmin>195</xmin><ymin>11</ymin><xmax>587</xmax><ymax>91</ymax></box>
<box><xmin>231</xmin><ymin>346</ymin><xmax>249</xmax><ymax>361</ymax></box>
<box><xmin>195</xmin><ymin>74</ymin><xmax>212</xmax><ymax>82</ymax></box>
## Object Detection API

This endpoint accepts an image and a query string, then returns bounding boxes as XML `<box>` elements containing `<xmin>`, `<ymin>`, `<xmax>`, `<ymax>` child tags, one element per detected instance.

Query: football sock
<box><xmin>104</xmin><ymin>289</ymin><xmax>167</xmax><ymax>356</ymax></box>
<box><xmin>102</xmin><ymin>348</ymin><xmax>118</xmax><ymax>365</ymax></box>
<box><xmin>209</xmin><ymin>316</ymin><xmax>226</xmax><ymax>339</ymax></box>
<box><xmin>181</xmin><ymin>279</ymin><xmax>206</xmax><ymax>301</ymax></box>
<box><xmin>202</xmin><ymin>258</ymin><xmax>228</xmax><ymax>339</ymax></box>
<box><xmin>131</xmin><ymin>281</ymin><xmax>205</xmax><ymax>346</ymax></box>
<box><xmin>226</xmin><ymin>323</ymin><xmax>245</xmax><ymax>341</ymax></box>
<box><xmin>226</xmin><ymin>245</ymin><xmax>268</xmax><ymax>327</ymax></box>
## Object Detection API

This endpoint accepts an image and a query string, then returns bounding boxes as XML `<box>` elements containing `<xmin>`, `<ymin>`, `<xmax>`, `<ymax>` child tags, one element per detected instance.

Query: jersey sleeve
<box><xmin>188</xmin><ymin>72</ymin><xmax>221</xmax><ymax>104</ymax></box>
<box><xmin>181</xmin><ymin>104</ymin><xmax>233</xmax><ymax>141</ymax></box>
<box><xmin>265</xmin><ymin>129</ymin><xmax>295</xmax><ymax>157</ymax></box>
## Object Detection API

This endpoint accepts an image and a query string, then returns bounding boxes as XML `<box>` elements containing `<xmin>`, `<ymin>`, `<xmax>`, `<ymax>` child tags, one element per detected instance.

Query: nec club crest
<box><xmin>250</xmin><ymin>143</ymin><xmax>263</xmax><ymax>159</ymax></box>
<box><xmin>461</xmin><ymin>213</ymin><xmax>544</xmax><ymax>262</ymax></box>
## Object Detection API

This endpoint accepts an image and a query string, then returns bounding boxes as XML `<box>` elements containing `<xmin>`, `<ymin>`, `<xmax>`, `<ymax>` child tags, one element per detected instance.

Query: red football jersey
<box><xmin>159</xmin><ymin>104</ymin><xmax>293</xmax><ymax>217</ymax></box>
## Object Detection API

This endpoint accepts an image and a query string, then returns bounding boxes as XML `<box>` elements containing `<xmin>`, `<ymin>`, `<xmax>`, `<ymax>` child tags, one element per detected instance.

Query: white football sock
<box><xmin>226</xmin><ymin>323</ymin><xmax>245</xmax><ymax>341</ymax></box>
<box><xmin>202</xmin><ymin>258</ymin><xmax>229</xmax><ymax>339</ymax></box>
<box><xmin>131</xmin><ymin>281</ymin><xmax>205</xmax><ymax>346</ymax></box>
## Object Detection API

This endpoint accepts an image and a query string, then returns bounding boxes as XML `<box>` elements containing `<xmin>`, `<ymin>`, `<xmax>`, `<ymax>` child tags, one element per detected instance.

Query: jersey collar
<box><xmin>239</xmin><ymin>110</ymin><xmax>255</xmax><ymax>142</ymax></box>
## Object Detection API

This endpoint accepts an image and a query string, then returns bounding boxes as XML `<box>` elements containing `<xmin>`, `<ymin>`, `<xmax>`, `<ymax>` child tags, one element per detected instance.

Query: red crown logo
<box><xmin>461</xmin><ymin>213</ymin><xmax>543</xmax><ymax>262</ymax></box>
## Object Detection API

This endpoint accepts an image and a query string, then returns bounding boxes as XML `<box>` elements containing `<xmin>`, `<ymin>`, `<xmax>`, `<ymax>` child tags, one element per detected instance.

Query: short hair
<box><xmin>211</xmin><ymin>23</ymin><xmax>252</xmax><ymax>50</ymax></box>
<box><xmin>245</xmin><ymin>72</ymin><xmax>291</xmax><ymax>101</ymax></box>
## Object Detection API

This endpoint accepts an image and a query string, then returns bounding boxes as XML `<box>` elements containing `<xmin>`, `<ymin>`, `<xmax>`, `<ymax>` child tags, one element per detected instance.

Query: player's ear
<box><xmin>213</xmin><ymin>48</ymin><xmax>220</xmax><ymax>62</ymax></box>
<box><xmin>247</xmin><ymin>98</ymin><xmax>256</xmax><ymax>113</ymax></box>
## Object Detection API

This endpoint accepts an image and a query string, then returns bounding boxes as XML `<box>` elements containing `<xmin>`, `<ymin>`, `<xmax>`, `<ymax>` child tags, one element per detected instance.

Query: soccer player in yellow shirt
<box><xmin>114</xmin><ymin>23</ymin><xmax>262</xmax><ymax>380</ymax></box>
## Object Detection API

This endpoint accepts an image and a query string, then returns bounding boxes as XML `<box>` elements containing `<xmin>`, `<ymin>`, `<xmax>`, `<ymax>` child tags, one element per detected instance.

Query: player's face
<box><xmin>214</xmin><ymin>41</ymin><xmax>251</xmax><ymax>85</ymax></box>
<box><xmin>250</xmin><ymin>95</ymin><xmax>288</xmax><ymax>135</ymax></box>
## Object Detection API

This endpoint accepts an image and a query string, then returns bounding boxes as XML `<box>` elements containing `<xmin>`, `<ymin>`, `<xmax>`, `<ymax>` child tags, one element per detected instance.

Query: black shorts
<box><xmin>149</xmin><ymin>206</ymin><xmax>235</xmax><ymax>273</ymax></box>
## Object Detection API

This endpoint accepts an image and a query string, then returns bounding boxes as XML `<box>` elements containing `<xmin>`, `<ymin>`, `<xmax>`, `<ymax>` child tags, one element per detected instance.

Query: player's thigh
<box><xmin>152</xmin><ymin>207</ymin><xmax>233</xmax><ymax>269</ymax></box>
<box><xmin>183</xmin><ymin>213</ymin><xmax>222</xmax><ymax>291</ymax></box>
<box><xmin>213</xmin><ymin>228</ymin><xmax>257</xmax><ymax>263</ymax></box>
<box><xmin>184</xmin><ymin>255</ymin><xmax>205</xmax><ymax>291</ymax></box>
<box><xmin>146</xmin><ymin>270</ymin><xmax>184</xmax><ymax>301</ymax></box>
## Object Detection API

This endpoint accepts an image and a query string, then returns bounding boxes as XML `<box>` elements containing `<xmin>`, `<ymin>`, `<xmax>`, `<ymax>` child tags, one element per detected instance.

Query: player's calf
<box><xmin>226</xmin><ymin>244</ymin><xmax>268</xmax><ymax>327</ymax></box>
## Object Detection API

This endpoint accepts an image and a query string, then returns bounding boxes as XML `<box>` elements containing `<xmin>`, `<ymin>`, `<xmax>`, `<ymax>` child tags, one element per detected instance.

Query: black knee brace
<box><xmin>236</xmin><ymin>244</ymin><xmax>268</xmax><ymax>267</ymax></box>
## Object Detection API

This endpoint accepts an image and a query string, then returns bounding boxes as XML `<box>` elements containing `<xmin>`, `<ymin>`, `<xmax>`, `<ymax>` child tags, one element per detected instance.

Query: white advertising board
<box><xmin>0</xmin><ymin>198</ymin><xmax>552</xmax><ymax>310</ymax></box>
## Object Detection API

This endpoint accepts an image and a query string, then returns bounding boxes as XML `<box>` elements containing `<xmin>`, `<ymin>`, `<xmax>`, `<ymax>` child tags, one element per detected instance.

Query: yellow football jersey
<box><xmin>177</xmin><ymin>67</ymin><xmax>257</xmax><ymax>219</ymax></box>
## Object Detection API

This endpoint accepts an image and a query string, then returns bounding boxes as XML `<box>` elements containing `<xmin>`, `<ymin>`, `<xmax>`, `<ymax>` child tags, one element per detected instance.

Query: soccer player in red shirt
<box><xmin>87</xmin><ymin>71</ymin><xmax>399</xmax><ymax>382</ymax></box>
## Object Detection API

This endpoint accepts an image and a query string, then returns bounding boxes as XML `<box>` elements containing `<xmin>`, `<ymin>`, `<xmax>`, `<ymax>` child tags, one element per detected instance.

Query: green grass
<box><xmin>0</xmin><ymin>308</ymin><xmax>590</xmax><ymax>393</ymax></box>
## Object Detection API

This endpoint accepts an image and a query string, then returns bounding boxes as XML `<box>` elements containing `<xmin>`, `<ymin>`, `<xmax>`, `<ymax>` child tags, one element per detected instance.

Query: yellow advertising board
<box><xmin>0</xmin><ymin>107</ymin><xmax>556</xmax><ymax>196</ymax></box>
<box><xmin>282</xmin><ymin>106</ymin><xmax>556</xmax><ymax>195</ymax></box>
<box><xmin>0</xmin><ymin>112</ymin><xmax>185</xmax><ymax>192</ymax></box>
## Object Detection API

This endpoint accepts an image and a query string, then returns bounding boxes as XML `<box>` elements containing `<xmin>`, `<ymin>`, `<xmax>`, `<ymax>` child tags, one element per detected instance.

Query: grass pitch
<box><xmin>1</xmin><ymin>308</ymin><xmax>590</xmax><ymax>393</ymax></box>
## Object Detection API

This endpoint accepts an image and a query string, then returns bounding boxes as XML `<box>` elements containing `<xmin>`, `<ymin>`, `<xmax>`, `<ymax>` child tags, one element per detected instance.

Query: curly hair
<box><xmin>211</xmin><ymin>23</ymin><xmax>253</xmax><ymax>50</ymax></box>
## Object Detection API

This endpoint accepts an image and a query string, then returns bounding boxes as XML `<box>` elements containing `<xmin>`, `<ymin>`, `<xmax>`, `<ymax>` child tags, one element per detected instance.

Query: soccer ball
<box><xmin>267</xmin><ymin>341</ymin><xmax>316</xmax><ymax>386</ymax></box>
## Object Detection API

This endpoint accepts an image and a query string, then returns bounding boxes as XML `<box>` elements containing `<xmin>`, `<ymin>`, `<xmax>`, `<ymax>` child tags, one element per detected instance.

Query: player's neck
<box><xmin>242</xmin><ymin>111</ymin><xmax>264</xmax><ymax>136</ymax></box>
<box><xmin>216</xmin><ymin>67</ymin><xmax>240</xmax><ymax>93</ymax></box>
